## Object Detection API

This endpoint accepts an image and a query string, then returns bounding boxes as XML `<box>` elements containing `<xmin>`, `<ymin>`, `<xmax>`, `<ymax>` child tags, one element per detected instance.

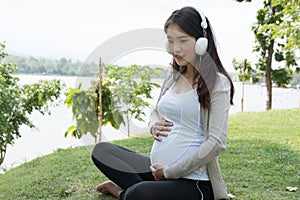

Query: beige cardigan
<box><xmin>149</xmin><ymin>68</ymin><xmax>230</xmax><ymax>200</ymax></box>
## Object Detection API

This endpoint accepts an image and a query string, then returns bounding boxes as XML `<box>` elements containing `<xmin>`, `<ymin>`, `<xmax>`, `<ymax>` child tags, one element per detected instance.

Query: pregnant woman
<box><xmin>91</xmin><ymin>6</ymin><xmax>234</xmax><ymax>200</ymax></box>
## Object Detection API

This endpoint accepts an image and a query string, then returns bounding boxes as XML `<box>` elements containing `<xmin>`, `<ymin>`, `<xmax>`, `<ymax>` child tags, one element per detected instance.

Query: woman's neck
<box><xmin>183</xmin><ymin>65</ymin><xmax>195</xmax><ymax>81</ymax></box>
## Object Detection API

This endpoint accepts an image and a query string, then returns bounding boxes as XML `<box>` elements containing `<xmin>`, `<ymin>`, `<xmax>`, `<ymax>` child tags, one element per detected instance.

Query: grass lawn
<box><xmin>0</xmin><ymin>108</ymin><xmax>299</xmax><ymax>200</ymax></box>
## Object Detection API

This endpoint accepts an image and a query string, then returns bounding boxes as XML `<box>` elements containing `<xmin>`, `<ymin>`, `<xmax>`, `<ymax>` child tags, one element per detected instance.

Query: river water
<box><xmin>1</xmin><ymin>74</ymin><xmax>299</xmax><ymax>173</ymax></box>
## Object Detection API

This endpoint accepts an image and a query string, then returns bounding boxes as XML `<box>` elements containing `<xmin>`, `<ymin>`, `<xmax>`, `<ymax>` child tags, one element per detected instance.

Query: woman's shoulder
<box><xmin>216</xmin><ymin>72</ymin><xmax>230</xmax><ymax>82</ymax></box>
<box><xmin>214</xmin><ymin>72</ymin><xmax>231</xmax><ymax>92</ymax></box>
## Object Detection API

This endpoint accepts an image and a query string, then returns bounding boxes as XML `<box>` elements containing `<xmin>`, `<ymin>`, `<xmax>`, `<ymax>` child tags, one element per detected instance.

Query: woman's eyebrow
<box><xmin>167</xmin><ymin>35</ymin><xmax>189</xmax><ymax>39</ymax></box>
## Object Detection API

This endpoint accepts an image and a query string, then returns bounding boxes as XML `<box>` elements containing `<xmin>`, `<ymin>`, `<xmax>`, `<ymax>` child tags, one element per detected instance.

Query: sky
<box><xmin>0</xmin><ymin>0</ymin><xmax>263</xmax><ymax>72</ymax></box>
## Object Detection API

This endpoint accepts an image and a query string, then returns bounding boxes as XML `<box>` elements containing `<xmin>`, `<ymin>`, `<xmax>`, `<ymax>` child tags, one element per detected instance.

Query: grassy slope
<box><xmin>0</xmin><ymin>109</ymin><xmax>299</xmax><ymax>200</ymax></box>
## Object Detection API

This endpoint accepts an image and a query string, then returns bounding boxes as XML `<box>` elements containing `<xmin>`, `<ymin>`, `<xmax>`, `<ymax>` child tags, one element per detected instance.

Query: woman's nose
<box><xmin>173</xmin><ymin>44</ymin><xmax>181</xmax><ymax>53</ymax></box>
<box><xmin>171</xmin><ymin>43</ymin><xmax>181</xmax><ymax>53</ymax></box>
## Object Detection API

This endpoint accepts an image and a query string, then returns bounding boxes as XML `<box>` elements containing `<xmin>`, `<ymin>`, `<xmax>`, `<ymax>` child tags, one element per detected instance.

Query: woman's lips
<box><xmin>174</xmin><ymin>55</ymin><xmax>184</xmax><ymax>59</ymax></box>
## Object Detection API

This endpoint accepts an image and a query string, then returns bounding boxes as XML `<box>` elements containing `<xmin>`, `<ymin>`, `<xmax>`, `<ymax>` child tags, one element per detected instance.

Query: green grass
<box><xmin>0</xmin><ymin>109</ymin><xmax>299</xmax><ymax>200</ymax></box>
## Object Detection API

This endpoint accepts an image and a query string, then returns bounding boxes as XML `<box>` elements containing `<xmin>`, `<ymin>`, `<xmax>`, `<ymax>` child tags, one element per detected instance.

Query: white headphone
<box><xmin>166</xmin><ymin>8</ymin><xmax>208</xmax><ymax>56</ymax></box>
<box><xmin>194</xmin><ymin>9</ymin><xmax>208</xmax><ymax>56</ymax></box>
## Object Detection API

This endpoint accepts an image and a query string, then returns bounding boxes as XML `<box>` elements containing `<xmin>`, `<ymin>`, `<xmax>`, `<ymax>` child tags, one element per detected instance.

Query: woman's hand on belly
<box><xmin>151</xmin><ymin>120</ymin><xmax>173</xmax><ymax>142</ymax></box>
<box><xmin>150</xmin><ymin>163</ymin><xmax>166</xmax><ymax>181</ymax></box>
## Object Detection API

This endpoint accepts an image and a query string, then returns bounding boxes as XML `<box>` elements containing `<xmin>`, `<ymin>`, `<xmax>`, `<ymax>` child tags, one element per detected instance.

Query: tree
<box><xmin>234</xmin><ymin>0</ymin><xmax>300</xmax><ymax>109</ymax></box>
<box><xmin>232</xmin><ymin>58</ymin><xmax>261</xmax><ymax>112</ymax></box>
<box><xmin>0</xmin><ymin>43</ymin><xmax>64</xmax><ymax>165</ymax></box>
<box><xmin>64</xmin><ymin>64</ymin><xmax>163</xmax><ymax>140</ymax></box>
<box><xmin>64</xmin><ymin>80</ymin><xmax>124</xmax><ymax>141</ymax></box>
<box><xmin>105</xmin><ymin>65</ymin><xmax>162</xmax><ymax>137</ymax></box>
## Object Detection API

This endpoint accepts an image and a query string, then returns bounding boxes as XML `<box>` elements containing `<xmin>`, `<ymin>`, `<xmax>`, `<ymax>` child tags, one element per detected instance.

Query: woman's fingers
<box><xmin>153</xmin><ymin>121</ymin><xmax>173</xmax><ymax>132</ymax></box>
<box><xmin>153</xmin><ymin>133</ymin><xmax>162</xmax><ymax>142</ymax></box>
<box><xmin>156</xmin><ymin>130</ymin><xmax>168</xmax><ymax>137</ymax></box>
<box><xmin>159</xmin><ymin>125</ymin><xmax>172</xmax><ymax>131</ymax></box>
<box><xmin>153</xmin><ymin>131</ymin><xmax>167</xmax><ymax>142</ymax></box>
<box><xmin>154</xmin><ymin>126</ymin><xmax>172</xmax><ymax>131</ymax></box>
<box><xmin>151</xmin><ymin>120</ymin><xmax>173</xmax><ymax>141</ymax></box>
<box><xmin>156</xmin><ymin>121</ymin><xmax>173</xmax><ymax>127</ymax></box>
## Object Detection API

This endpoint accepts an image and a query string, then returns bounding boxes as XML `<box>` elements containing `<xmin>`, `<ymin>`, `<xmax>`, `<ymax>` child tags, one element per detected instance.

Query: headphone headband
<box><xmin>195</xmin><ymin>8</ymin><xmax>207</xmax><ymax>38</ymax></box>
<box><xmin>194</xmin><ymin>8</ymin><xmax>208</xmax><ymax>55</ymax></box>
<box><xmin>196</xmin><ymin>9</ymin><xmax>208</xmax><ymax>30</ymax></box>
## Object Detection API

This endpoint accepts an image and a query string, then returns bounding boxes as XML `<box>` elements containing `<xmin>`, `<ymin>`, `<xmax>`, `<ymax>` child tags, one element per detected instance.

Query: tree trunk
<box><xmin>126</xmin><ymin>114</ymin><xmax>130</xmax><ymax>137</ymax></box>
<box><xmin>0</xmin><ymin>144</ymin><xmax>5</xmax><ymax>166</ymax></box>
<box><xmin>98</xmin><ymin>58</ymin><xmax>103</xmax><ymax>143</ymax></box>
<box><xmin>265</xmin><ymin>39</ymin><xmax>274</xmax><ymax>110</ymax></box>
<box><xmin>265</xmin><ymin>4</ymin><xmax>276</xmax><ymax>110</ymax></box>
<box><xmin>241</xmin><ymin>59</ymin><xmax>246</xmax><ymax>112</ymax></box>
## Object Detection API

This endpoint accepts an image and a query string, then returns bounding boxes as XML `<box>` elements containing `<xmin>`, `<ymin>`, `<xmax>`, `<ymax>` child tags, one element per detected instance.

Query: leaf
<box><xmin>286</xmin><ymin>186</ymin><xmax>297</xmax><ymax>192</ymax></box>
<box><xmin>65</xmin><ymin>125</ymin><xmax>76</xmax><ymax>137</ymax></box>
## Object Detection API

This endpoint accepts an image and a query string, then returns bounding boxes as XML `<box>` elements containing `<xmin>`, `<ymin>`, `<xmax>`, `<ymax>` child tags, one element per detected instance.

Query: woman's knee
<box><xmin>91</xmin><ymin>142</ymin><xmax>112</xmax><ymax>160</ymax></box>
<box><xmin>123</xmin><ymin>182</ymin><xmax>153</xmax><ymax>200</ymax></box>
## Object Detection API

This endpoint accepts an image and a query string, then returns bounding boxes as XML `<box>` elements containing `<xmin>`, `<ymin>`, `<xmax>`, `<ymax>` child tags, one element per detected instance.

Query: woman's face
<box><xmin>166</xmin><ymin>23</ymin><xmax>197</xmax><ymax>67</ymax></box>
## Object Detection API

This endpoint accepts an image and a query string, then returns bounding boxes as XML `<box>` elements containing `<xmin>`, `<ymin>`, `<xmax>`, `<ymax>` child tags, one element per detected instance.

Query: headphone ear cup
<box><xmin>195</xmin><ymin>37</ymin><xmax>208</xmax><ymax>55</ymax></box>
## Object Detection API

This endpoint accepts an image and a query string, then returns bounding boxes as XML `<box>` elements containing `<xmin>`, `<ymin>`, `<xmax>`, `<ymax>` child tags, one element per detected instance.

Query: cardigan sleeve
<box><xmin>163</xmin><ymin>73</ymin><xmax>231</xmax><ymax>179</ymax></box>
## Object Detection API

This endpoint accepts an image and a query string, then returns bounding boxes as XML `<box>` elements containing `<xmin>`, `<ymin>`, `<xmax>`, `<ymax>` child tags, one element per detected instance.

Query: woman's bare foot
<box><xmin>95</xmin><ymin>180</ymin><xmax>110</xmax><ymax>195</ymax></box>
<box><xmin>95</xmin><ymin>180</ymin><xmax>123</xmax><ymax>198</ymax></box>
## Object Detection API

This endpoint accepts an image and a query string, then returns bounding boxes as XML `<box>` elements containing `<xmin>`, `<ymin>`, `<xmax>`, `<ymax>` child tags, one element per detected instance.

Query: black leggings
<box><xmin>91</xmin><ymin>142</ymin><xmax>214</xmax><ymax>200</ymax></box>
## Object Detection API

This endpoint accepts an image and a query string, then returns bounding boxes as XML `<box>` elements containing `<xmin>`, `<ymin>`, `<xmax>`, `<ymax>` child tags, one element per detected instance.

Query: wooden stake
<box><xmin>98</xmin><ymin>57</ymin><xmax>103</xmax><ymax>142</ymax></box>
<box><xmin>241</xmin><ymin>59</ymin><xmax>246</xmax><ymax>112</ymax></box>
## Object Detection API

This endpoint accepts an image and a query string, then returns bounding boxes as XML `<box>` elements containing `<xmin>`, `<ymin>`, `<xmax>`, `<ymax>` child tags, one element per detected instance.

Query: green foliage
<box><xmin>0</xmin><ymin>109</ymin><xmax>299</xmax><ymax>199</ymax></box>
<box><xmin>64</xmin><ymin>81</ymin><xmax>124</xmax><ymax>138</ymax></box>
<box><xmin>270</xmin><ymin>0</ymin><xmax>300</xmax><ymax>50</ymax></box>
<box><xmin>65</xmin><ymin>65</ymin><xmax>163</xmax><ymax>139</ymax></box>
<box><xmin>64</xmin><ymin>84</ymin><xmax>99</xmax><ymax>139</ymax></box>
<box><xmin>0</xmin><ymin>43</ymin><xmax>64</xmax><ymax>165</ymax></box>
<box><xmin>105</xmin><ymin>65</ymin><xmax>162</xmax><ymax>136</ymax></box>
<box><xmin>235</xmin><ymin>0</ymin><xmax>299</xmax><ymax>109</ymax></box>
<box><xmin>22</xmin><ymin>80</ymin><xmax>63</xmax><ymax>115</ymax></box>
<box><xmin>272</xmin><ymin>68</ymin><xmax>293</xmax><ymax>87</ymax></box>
<box><xmin>235</xmin><ymin>0</ymin><xmax>300</xmax><ymax>84</ymax></box>
<box><xmin>232</xmin><ymin>58</ymin><xmax>262</xmax><ymax>83</ymax></box>
<box><xmin>252</xmin><ymin>0</ymin><xmax>300</xmax><ymax>79</ymax></box>
<box><xmin>251</xmin><ymin>0</ymin><xmax>299</xmax><ymax>85</ymax></box>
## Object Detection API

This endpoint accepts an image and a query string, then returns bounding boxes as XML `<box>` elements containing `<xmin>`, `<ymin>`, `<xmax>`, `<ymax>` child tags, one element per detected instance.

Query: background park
<box><xmin>0</xmin><ymin>0</ymin><xmax>299</xmax><ymax>199</ymax></box>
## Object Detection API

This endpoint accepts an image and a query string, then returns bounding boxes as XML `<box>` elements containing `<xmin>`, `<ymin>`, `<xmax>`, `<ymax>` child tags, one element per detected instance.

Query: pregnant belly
<box><xmin>150</xmin><ymin>133</ymin><xmax>198</xmax><ymax>165</ymax></box>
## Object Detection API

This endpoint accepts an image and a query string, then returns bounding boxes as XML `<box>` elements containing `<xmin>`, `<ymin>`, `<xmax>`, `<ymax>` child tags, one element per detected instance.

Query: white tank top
<box><xmin>150</xmin><ymin>83</ymin><xmax>209</xmax><ymax>180</ymax></box>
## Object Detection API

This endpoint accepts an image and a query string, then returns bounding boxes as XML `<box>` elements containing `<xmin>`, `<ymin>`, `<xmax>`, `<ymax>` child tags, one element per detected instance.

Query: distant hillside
<box><xmin>6</xmin><ymin>54</ymin><xmax>98</xmax><ymax>76</ymax></box>
<box><xmin>5</xmin><ymin>54</ymin><xmax>300</xmax><ymax>84</ymax></box>
<box><xmin>6</xmin><ymin>54</ymin><xmax>166</xmax><ymax>78</ymax></box>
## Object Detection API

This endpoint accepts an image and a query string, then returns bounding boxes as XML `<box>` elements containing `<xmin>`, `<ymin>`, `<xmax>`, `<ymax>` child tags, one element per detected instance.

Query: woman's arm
<box><xmin>163</xmin><ymin>73</ymin><xmax>231</xmax><ymax>179</ymax></box>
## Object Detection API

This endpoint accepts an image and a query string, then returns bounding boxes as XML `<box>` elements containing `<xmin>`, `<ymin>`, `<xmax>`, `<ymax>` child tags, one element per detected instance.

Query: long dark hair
<box><xmin>164</xmin><ymin>6</ymin><xmax>234</xmax><ymax>109</ymax></box>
